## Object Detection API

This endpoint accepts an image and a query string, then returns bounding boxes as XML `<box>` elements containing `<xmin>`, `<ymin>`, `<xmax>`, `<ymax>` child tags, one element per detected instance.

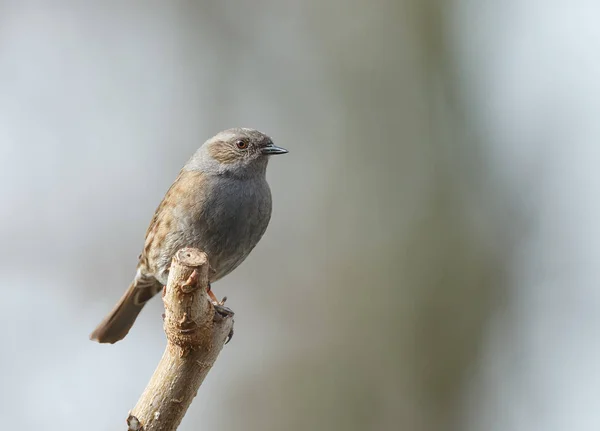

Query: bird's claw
<box><xmin>213</xmin><ymin>303</ymin><xmax>234</xmax><ymax>317</ymax></box>
<box><xmin>207</xmin><ymin>287</ymin><xmax>227</xmax><ymax>306</ymax></box>
<box><xmin>225</xmin><ymin>327</ymin><xmax>234</xmax><ymax>344</ymax></box>
<box><xmin>213</xmin><ymin>304</ymin><xmax>235</xmax><ymax>344</ymax></box>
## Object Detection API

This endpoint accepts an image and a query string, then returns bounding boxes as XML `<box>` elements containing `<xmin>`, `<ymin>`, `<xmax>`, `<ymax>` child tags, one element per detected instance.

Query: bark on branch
<box><xmin>127</xmin><ymin>247</ymin><xmax>234</xmax><ymax>431</ymax></box>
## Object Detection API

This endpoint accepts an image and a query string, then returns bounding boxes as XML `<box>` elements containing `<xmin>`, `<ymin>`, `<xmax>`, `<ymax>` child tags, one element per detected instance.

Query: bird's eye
<box><xmin>236</xmin><ymin>140</ymin><xmax>249</xmax><ymax>149</ymax></box>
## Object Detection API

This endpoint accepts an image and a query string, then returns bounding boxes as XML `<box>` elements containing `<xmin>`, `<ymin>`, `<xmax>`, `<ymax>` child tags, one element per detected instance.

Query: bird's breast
<box><xmin>176</xmin><ymin>175</ymin><xmax>272</xmax><ymax>280</ymax></box>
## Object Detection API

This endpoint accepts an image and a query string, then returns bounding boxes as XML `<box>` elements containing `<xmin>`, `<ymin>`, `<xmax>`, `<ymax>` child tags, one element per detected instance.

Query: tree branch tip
<box><xmin>174</xmin><ymin>248</ymin><xmax>208</xmax><ymax>267</ymax></box>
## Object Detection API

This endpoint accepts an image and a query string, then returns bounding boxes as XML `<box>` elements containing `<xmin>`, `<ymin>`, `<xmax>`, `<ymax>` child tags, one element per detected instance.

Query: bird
<box><xmin>90</xmin><ymin>128</ymin><xmax>287</xmax><ymax>343</ymax></box>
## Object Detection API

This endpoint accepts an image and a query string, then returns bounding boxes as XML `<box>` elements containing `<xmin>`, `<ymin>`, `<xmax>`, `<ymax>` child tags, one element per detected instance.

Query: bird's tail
<box><xmin>90</xmin><ymin>277</ymin><xmax>160</xmax><ymax>344</ymax></box>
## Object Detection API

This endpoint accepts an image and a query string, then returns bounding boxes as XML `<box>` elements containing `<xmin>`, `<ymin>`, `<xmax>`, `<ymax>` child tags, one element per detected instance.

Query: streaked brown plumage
<box><xmin>90</xmin><ymin>128</ymin><xmax>287</xmax><ymax>343</ymax></box>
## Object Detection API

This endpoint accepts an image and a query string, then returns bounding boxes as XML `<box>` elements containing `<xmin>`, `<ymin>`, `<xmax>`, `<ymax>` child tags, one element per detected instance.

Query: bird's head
<box><xmin>187</xmin><ymin>128</ymin><xmax>287</xmax><ymax>178</ymax></box>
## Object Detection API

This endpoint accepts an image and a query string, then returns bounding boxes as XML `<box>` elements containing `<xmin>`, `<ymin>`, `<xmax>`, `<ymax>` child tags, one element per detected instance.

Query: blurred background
<box><xmin>1</xmin><ymin>1</ymin><xmax>599</xmax><ymax>430</ymax></box>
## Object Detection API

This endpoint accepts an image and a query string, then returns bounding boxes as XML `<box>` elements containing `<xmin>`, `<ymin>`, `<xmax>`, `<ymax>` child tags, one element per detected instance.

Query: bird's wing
<box><xmin>138</xmin><ymin>169</ymin><xmax>186</xmax><ymax>270</ymax></box>
<box><xmin>138</xmin><ymin>169</ymin><xmax>208</xmax><ymax>275</ymax></box>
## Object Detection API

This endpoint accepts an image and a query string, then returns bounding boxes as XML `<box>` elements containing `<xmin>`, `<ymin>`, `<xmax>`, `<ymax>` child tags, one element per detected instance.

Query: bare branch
<box><xmin>128</xmin><ymin>248</ymin><xmax>234</xmax><ymax>431</ymax></box>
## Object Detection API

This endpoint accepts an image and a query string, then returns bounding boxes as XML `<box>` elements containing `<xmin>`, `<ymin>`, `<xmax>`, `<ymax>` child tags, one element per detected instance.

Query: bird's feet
<box><xmin>212</xmin><ymin>301</ymin><xmax>234</xmax><ymax>344</ymax></box>
<box><xmin>206</xmin><ymin>283</ymin><xmax>234</xmax><ymax>344</ymax></box>
<box><xmin>207</xmin><ymin>283</ymin><xmax>227</xmax><ymax>306</ymax></box>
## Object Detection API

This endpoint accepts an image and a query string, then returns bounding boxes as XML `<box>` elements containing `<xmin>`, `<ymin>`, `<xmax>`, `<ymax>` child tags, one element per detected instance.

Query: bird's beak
<box><xmin>261</xmin><ymin>144</ymin><xmax>288</xmax><ymax>155</ymax></box>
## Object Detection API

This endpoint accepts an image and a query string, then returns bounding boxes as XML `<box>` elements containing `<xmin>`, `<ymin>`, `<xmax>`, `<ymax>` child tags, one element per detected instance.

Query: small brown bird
<box><xmin>91</xmin><ymin>128</ymin><xmax>287</xmax><ymax>343</ymax></box>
